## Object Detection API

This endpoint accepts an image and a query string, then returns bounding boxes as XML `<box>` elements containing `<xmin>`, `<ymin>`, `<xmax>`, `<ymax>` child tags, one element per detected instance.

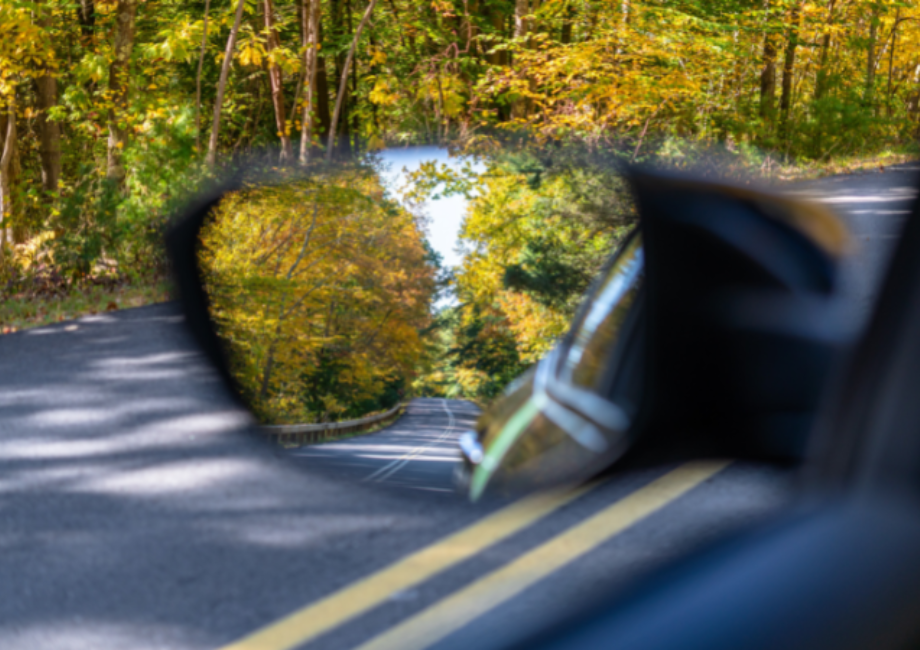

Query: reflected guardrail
<box><xmin>261</xmin><ymin>402</ymin><xmax>406</xmax><ymax>446</ymax></box>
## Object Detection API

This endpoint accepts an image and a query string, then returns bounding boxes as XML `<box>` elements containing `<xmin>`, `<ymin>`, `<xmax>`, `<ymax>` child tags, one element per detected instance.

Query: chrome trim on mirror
<box><xmin>459</xmin><ymin>430</ymin><xmax>485</xmax><ymax>465</ymax></box>
<box><xmin>545</xmin><ymin>371</ymin><xmax>629</xmax><ymax>433</ymax></box>
<box><xmin>541</xmin><ymin>347</ymin><xmax>630</xmax><ymax>431</ymax></box>
<box><xmin>541</xmin><ymin>398</ymin><xmax>608</xmax><ymax>452</ymax></box>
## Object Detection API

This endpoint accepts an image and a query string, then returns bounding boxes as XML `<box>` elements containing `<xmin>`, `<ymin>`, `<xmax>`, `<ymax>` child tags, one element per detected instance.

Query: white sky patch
<box><xmin>377</xmin><ymin>146</ymin><xmax>484</xmax><ymax>271</ymax></box>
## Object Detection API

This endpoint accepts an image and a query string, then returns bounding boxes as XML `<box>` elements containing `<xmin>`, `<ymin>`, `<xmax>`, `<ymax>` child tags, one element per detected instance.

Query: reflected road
<box><xmin>289</xmin><ymin>399</ymin><xmax>479</xmax><ymax>493</ymax></box>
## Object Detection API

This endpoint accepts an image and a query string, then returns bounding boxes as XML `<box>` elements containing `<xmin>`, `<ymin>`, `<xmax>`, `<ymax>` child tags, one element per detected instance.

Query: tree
<box><xmin>199</xmin><ymin>164</ymin><xmax>435</xmax><ymax>422</ymax></box>
<box><xmin>327</xmin><ymin>0</ymin><xmax>379</xmax><ymax>161</ymax></box>
<box><xmin>207</xmin><ymin>0</ymin><xmax>246</xmax><ymax>165</ymax></box>
<box><xmin>760</xmin><ymin>23</ymin><xmax>779</xmax><ymax>123</ymax></box>
<box><xmin>779</xmin><ymin>1</ymin><xmax>803</xmax><ymax>139</ymax></box>
<box><xmin>0</xmin><ymin>102</ymin><xmax>16</xmax><ymax>254</ymax></box>
<box><xmin>195</xmin><ymin>0</ymin><xmax>212</xmax><ymax>152</ymax></box>
<box><xmin>107</xmin><ymin>0</ymin><xmax>139</xmax><ymax>183</ymax></box>
<box><xmin>34</xmin><ymin>0</ymin><xmax>60</xmax><ymax>194</ymax></box>
<box><xmin>299</xmin><ymin>0</ymin><xmax>321</xmax><ymax>163</ymax></box>
<box><xmin>264</xmin><ymin>0</ymin><xmax>293</xmax><ymax>161</ymax></box>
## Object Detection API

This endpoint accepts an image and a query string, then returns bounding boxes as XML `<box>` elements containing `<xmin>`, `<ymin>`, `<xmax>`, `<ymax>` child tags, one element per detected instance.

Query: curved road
<box><xmin>0</xmin><ymin>163</ymin><xmax>915</xmax><ymax>650</ymax></box>
<box><xmin>289</xmin><ymin>399</ymin><xmax>480</xmax><ymax>493</ymax></box>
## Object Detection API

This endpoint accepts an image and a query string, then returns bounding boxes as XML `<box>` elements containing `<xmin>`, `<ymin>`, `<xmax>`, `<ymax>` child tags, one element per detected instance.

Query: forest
<box><xmin>3</xmin><ymin>0</ymin><xmax>920</xmax><ymax>416</ymax></box>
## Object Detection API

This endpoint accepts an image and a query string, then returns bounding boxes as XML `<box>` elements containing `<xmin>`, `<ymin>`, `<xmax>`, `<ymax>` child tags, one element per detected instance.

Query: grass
<box><xmin>766</xmin><ymin>147</ymin><xmax>920</xmax><ymax>182</ymax></box>
<box><xmin>0</xmin><ymin>276</ymin><xmax>173</xmax><ymax>333</ymax></box>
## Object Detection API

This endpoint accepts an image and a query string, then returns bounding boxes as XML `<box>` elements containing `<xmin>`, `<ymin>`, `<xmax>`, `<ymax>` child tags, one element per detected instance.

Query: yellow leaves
<box><xmin>266</xmin><ymin>46</ymin><xmax>302</xmax><ymax>75</ymax></box>
<box><xmin>416</xmin><ymin>74</ymin><xmax>467</xmax><ymax>118</ymax></box>
<box><xmin>368</xmin><ymin>47</ymin><xmax>388</xmax><ymax>65</ymax></box>
<box><xmin>8</xmin><ymin>231</ymin><xmax>57</xmax><ymax>275</ymax></box>
<box><xmin>366</xmin><ymin>133</ymin><xmax>386</xmax><ymax>151</ymax></box>
<box><xmin>199</xmin><ymin>166</ymin><xmax>436</xmax><ymax>424</ymax></box>
<box><xmin>369</xmin><ymin>78</ymin><xmax>400</xmax><ymax>106</ymax></box>
<box><xmin>496</xmin><ymin>292</ymin><xmax>567</xmax><ymax>363</ymax></box>
<box><xmin>0</xmin><ymin>3</ymin><xmax>54</xmax><ymax>97</ymax></box>
<box><xmin>238</xmin><ymin>39</ymin><xmax>265</xmax><ymax>67</ymax></box>
<box><xmin>454</xmin><ymin>163</ymin><xmax>623</xmax><ymax>366</ymax></box>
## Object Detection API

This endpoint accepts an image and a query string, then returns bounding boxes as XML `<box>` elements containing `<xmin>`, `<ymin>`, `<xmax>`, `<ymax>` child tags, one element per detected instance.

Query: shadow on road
<box><xmin>0</xmin><ymin>304</ymin><xmax>494</xmax><ymax>650</ymax></box>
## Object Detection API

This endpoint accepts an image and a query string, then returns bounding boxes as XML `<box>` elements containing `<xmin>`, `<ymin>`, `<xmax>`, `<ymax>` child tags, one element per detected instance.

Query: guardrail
<box><xmin>261</xmin><ymin>402</ymin><xmax>406</xmax><ymax>446</ymax></box>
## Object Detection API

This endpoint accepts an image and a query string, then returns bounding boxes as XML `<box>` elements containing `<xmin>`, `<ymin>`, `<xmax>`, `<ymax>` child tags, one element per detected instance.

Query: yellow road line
<box><xmin>355</xmin><ymin>460</ymin><xmax>731</xmax><ymax>650</ymax></box>
<box><xmin>219</xmin><ymin>483</ymin><xmax>598</xmax><ymax>650</ymax></box>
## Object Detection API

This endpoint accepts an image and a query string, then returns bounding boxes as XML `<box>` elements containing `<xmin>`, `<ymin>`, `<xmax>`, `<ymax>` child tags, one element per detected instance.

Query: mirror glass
<box><xmin>198</xmin><ymin>164</ymin><xmax>436</xmax><ymax>427</ymax></box>
<box><xmin>192</xmin><ymin>158</ymin><xmax>850</xmax><ymax>499</ymax></box>
<box><xmin>559</xmin><ymin>233</ymin><xmax>644</xmax><ymax>393</ymax></box>
<box><xmin>193</xmin><ymin>156</ymin><xmax>639</xmax><ymax>496</ymax></box>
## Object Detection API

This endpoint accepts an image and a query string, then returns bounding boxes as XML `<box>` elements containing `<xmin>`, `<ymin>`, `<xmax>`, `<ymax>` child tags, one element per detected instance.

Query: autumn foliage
<box><xmin>3</xmin><ymin>0</ymin><xmax>920</xmax><ymax>411</ymax></box>
<box><xmin>199</xmin><ymin>164</ymin><xmax>436</xmax><ymax>423</ymax></box>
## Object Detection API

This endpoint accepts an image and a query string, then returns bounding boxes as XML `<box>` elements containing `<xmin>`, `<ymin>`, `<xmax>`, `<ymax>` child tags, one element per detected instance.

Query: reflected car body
<box><xmin>460</xmin><ymin>168</ymin><xmax>852</xmax><ymax>500</ymax></box>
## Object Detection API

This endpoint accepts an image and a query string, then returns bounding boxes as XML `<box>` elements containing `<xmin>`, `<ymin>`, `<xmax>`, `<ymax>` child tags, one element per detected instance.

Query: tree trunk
<box><xmin>0</xmin><ymin>104</ymin><xmax>17</xmax><ymax>255</ymax></box>
<box><xmin>485</xmin><ymin>7</ymin><xmax>506</xmax><ymax>65</ymax></box>
<box><xmin>299</xmin><ymin>0</ymin><xmax>321</xmax><ymax>163</ymax></box>
<box><xmin>511</xmin><ymin>0</ymin><xmax>530</xmax><ymax>119</ymax></box>
<box><xmin>814</xmin><ymin>0</ymin><xmax>836</xmax><ymax>101</ymax></box>
<box><xmin>106</xmin><ymin>0</ymin><xmax>139</xmax><ymax>184</ymax></box>
<box><xmin>34</xmin><ymin>0</ymin><xmax>61</xmax><ymax>194</ymax></box>
<box><xmin>326</xmin><ymin>0</ymin><xmax>379</xmax><ymax>161</ymax></box>
<box><xmin>195</xmin><ymin>0</ymin><xmax>212</xmax><ymax>153</ymax></box>
<box><xmin>513</xmin><ymin>0</ymin><xmax>529</xmax><ymax>39</ymax></box>
<box><xmin>886</xmin><ymin>10</ymin><xmax>900</xmax><ymax>114</ymax></box>
<box><xmin>779</xmin><ymin>1</ymin><xmax>801</xmax><ymax>138</ymax></box>
<box><xmin>330</xmin><ymin>0</ymin><xmax>347</xmax><ymax>156</ymax></box>
<box><xmin>264</xmin><ymin>0</ymin><xmax>293</xmax><ymax>160</ymax></box>
<box><xmin>561</xmin><ymin>1</ymin><xmax>574</xmax><ymax>44</ymax></box>
<box><xmin>34</xmin><ymin>76</ymin><xmax>60</xmax><ymax>194</ymax></box>
<box><xmin>760</xmin><ymin>31</ymin><xmax>778</xmax><ymax>122</ymax></box>
<box><xmin>206</xmin><ymin>0</ymin><xmax>246</xmax><ymax>165</ymax></box>
<box><xmin>865</xmin><ymin>3</ymin><xmax>881</xmax><ymax>106</ymax></box>
<box><xmin>316</xmin><ymin>54</ymin><xmax>332</xmax><ymax>138</ymax></box>
<box><xmin>78</xmin><ymin>0</ymin><xmax>95</xmax><ymax>40</ymax></box>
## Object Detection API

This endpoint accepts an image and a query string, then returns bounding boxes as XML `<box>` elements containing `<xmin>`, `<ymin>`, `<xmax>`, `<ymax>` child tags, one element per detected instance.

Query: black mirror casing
<box><xmin>466</xmin><ymin>168</ymin><xmax>852</xmax><ymax>499</ymax></box>
<box><xmin>629</xmin><ymin>169</ymin><xmax>850</xmax><ymax>460</ymax></box>
<box><xmin>165</xmin><ymin>177</ymin><xmax>246</xmax><ymax>403</ymax></box>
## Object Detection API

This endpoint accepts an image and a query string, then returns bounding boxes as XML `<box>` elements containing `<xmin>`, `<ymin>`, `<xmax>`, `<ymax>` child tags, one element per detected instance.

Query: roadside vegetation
<box><xmin>2</xmin><ymin>0</ymin><xmax>920</xmax><ymax>412</ymax></box>
<box><xmin>199</xmin><ymin>163</ymin><xmax>436</xmax><ymax>424</ymax></box>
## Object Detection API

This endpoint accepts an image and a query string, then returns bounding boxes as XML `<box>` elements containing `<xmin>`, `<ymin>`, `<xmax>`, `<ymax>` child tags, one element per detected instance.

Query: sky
<box><xmin>376</xmin><ymin>146</ymin><xmax>482</xmax><ymax>271</ymax></box>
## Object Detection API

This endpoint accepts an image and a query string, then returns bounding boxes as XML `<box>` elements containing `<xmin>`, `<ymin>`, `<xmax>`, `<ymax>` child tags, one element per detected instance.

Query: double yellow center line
<box><xmin>220</xmin><ymin>460</ymin><xmax>730</xmax><ymax>650</ymax></box>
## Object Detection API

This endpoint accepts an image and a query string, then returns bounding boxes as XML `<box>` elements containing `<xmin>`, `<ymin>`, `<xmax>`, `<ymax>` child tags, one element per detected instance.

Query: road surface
<box><xmin>0</xmin><ymin>163</ymin><xmax>915</xmax><ymax>650</ymax></box>
<box><xmin>787</xmin><ymin>162</ymin><xmax>920</xmax><ymax>321</ymax></box>
<box><xmin>289</xmin><ymin>399</ymin><xmax>479</xmax><ymax>493</ymax></box>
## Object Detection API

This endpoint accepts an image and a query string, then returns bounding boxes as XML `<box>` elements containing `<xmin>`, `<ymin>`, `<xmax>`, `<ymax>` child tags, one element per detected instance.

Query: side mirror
<box><xmin>461</xmin><ymin>168</ymin><xmax>852</xmax><ymax>500</ymax></box>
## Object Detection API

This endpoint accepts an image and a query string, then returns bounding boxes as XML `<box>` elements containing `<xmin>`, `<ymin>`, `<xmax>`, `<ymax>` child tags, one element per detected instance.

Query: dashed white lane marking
<box><xmin>364</xmin><ymin>399</ymin><xmax>457</xmax><ymax>483</ymax></box>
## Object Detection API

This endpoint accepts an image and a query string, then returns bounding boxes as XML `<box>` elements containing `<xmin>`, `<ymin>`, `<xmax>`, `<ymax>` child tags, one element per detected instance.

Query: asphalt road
<box><xmin>0</xmin><ymin>163</ymin><xmax>916</xmax><ymax>650</ymax></box>
<box><xmin>288</xmin><ymin>399</ymin><xmax>480</xmax><ymax>494</ymax></box>
<box><xmin>786</xmin><ymin>162</ymin><xmax>920</xmax><ymax>321</ymax></box>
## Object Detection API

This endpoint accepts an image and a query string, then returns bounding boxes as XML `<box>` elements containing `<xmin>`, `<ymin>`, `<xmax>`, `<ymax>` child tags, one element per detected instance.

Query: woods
<box><xmin>3</xmin><ymin>0</ymin><xmax>920</xmax><ymax>408</ymax></box>
<box><xmin>200</xmin><ymin>164</ymin><xmax>436</xmax><ymax>423</ymax></box>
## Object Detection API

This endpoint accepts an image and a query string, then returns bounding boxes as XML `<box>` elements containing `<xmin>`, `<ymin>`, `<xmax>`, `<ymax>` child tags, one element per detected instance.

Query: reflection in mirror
<box><xmin>198</xmin><ymin>163</ymin><xmax>436</xmax><ymax>426</ymax></box>
<box><xmin>560</xmin><ymin>233</ymin><xmax>644</xmax><ymax>393</ymax></box>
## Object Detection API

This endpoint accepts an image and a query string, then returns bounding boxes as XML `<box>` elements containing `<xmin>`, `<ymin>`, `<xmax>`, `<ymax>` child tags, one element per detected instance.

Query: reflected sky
<box><xmin>377</xmin><ymin>147</ymin><xmax>484</xmax><ymax>276</ymax></box>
